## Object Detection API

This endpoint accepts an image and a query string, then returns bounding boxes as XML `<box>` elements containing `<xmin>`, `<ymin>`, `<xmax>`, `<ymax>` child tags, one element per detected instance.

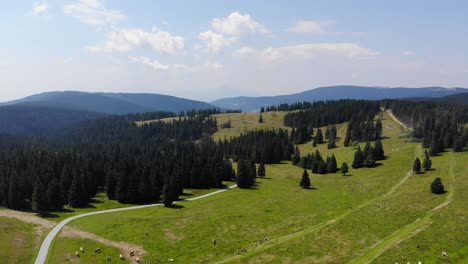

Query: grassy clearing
<box><xmin>0</xmin><ymin>217</ymin><xmax>41</xmax><ymax>264</ymax></box>
<box><xmin>50</xmin><ymin>111</ymin><xmax>423</xmax><ymax>264</ymax></box>
<box><xmin>46</xmin><ymin>237</ymin><xmax>127</xmax><ymax>264</ymax></box>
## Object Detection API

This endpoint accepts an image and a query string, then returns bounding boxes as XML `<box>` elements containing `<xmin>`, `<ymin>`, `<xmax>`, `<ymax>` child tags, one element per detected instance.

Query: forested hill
<box><xmin>0</xmin><ymin>91</ymin><xmax>218</xmax><ymax>114</ymax></box>
<box><xmin>0</xmin><ymin>105</ymin><xmax>105</xmax><ymax>137</ymax></box>
<box><xmin>211</xmin><ymin>86</ymin><xmax>468</xmax><ymax>111</ymax></box>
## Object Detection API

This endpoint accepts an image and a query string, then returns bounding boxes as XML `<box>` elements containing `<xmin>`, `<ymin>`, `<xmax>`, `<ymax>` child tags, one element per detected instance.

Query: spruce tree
<box><xmin>258</xmin><ymin>114</ymin><xmax>264</xmax><ymax>123</ymax></box>
<box><xmin>341</xmin><ymin>162</ymin><xmax>349</xmax><ymax>176</ymax></box>
<box><xmin>257</xmin><ymin>161</ymin><xmax>266</xmax><ymax>178</ymax></box>
<box><xmin>68</xmin><ymin>172</ymin><xmax>87</xmax><ymax>208</ymax></box>
<box><xmin>163</xmin><ymin>181</ymin><xmax>178</xmax><ymax>207</ymax></box>
<box><xmin>374</xmin><ymin>140</ymin><xmax>385</xmax><ymax>160</ymax></box>
<box><xmin>352</xmin><ymin>147</ymin><xmax>364</xmax><ymax>169</ymax></box>
<box><xmin>236</xmin><ymin>160</ymin><xmax>254</xmax><ymax>188</ymax></box>
<box><xmin>106</xmin><ymin>170</ymin><xmax>117</xmax><ymax>200</ymax></box>
<box><xmin>430</xmin><ymin>177</ymin><xmax>445</xmax><ymax>194</ymax></box>
<box><xmin>413</xmin><ymin>158</ymin><xmax>422</xmax><ymax>173</ymax></box>
<box><xmin>32</xmin><ymin>179</ymin><xmax>48</xmax><ymax>213</ymax></box>
<box><xmin>363</xmin><ymin>141</ymin><xmax>372</xmax><ymax>158</ymax></box>
<box><xmin>375</xmin><ymin>119</ymin><xmax>383</xmax><ymax>139</ymax></box>
<box><xmin>327</xmin><ymin>154</ymin><xmax>338</xmax><ymax>173</ymax></box>
<box><xmin>327</xmin><ymin>137</ymin><xmax>336</xmax><ymax>149</ymax></box>
<box><xmin>453</xmin><ymin>136</ymin><xmax>464</xmax><ymax>152</ymax></box>
<box><xmin>300</xmin><ymin>169</ymin><xmax>311</xmax><ymax>189</ymax></box>
<box><xmin>344</xmin><ymin>129</ymin><xmax>351</xmax><ymax>147</ymax></box>
<box><xmin>46</xmin><ymin>179</ymin><xmax>62</xmax><ymax>210</ymax></box>
<box><xmin>317</xmin><ymin>160</ymin><xmax>327</xmax><ymax>174</ymax></box>
<box><xmin>316</xmin><ymin>128</ymin><xmax>324</xmax><ymax>144</ymax></box>
<box><xmin>423</xmin><ymin>150</ymin><xmax>432</xmax><ymax>171</ymax></box>
<box><xmin>364</xmin><ymin>153</ymin><xmax>376</xmax><ymax>168</ymax></box>
<box><xmin>292</xmin><ymin>146</ymin><xmax>301</xmax><ymax>166</ymax></box>
<box><xmin>8</xmin><ymin>174</ymin><xmax>23</xmax><ymax>210</ymax></box>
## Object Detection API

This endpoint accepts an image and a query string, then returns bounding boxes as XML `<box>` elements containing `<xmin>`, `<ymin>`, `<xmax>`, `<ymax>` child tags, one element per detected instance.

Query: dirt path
<box><xmin>347</xmin><ymin>152</ymin><xmax>456</xmax><ymax>264</ymax></box>
<box><xmin>385</xmin><ymin>109</ymin><xmax>413</xmax><ymax>131</ymax></box>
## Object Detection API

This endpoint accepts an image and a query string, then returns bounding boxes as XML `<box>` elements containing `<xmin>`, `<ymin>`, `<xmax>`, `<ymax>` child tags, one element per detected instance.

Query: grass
<box><xmin>46</xmin><ymin>237</ymin><xmax>127</xmax><ymax>264</ymax></box>
<box><xmin>0</xmin><ymin>217</ymin><xmax>41</xmax><ymax>264</ymax></box>
<box><xmin>47</xmin><ymin>111</ymin><xmax>448</xmax><ymax>264</ymax></box>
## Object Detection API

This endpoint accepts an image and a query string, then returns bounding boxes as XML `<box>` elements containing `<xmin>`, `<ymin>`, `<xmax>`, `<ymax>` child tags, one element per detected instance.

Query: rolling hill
<box><xmin>211</xmin><ymin>86</ymin><xmax>468</xmax><ymax>111</ymax></box>
<box><xmin>0</xmin><ymin>91</ymin><xmax>218</xmax><ymax>115</ymax></box>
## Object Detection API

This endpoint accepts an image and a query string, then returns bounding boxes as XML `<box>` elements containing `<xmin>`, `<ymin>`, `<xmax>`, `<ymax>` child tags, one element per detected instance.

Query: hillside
<box><xmin>211</xmin><ymin>86</ymin><xmax>468</xmax><ymax>111</ymax></box>
<box><xmin>434</xmin><ymin>92</ymin><xmax>468</xmax><ymax>105</ymax></box>
<box><xmin>0</xmin><ymin>105</ymin><xmax>104</xmax><ymax>136</ymax></box>
<box><xmin>0</xmin><ymin>91</ymin><xmax>218</xmax><ymax>115</ymax></box>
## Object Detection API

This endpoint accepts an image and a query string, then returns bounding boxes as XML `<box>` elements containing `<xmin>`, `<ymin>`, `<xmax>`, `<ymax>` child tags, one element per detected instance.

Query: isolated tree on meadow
<box><xmin>300</xmin><ymin>169</ymin><xmax>311</xmax><ymax>189</ymax></box>
<box><xmin>413</xmin><ymin>158</ymin><xmax>422</xmax><ymax>173</ymax></box>
<box><xmin>423</xmin><ymin>150</ymin><xmax>432</xmax><ymax>171</ymax></box>
<box><xmin>258</xmin><ymin>114</ymin><xmax>264</xmax><ymax>123</ymax></box>
<box><xmin>431</xmin><ymin>177</ymin><xmax>445</xmax><ymax>194</ymax></box>
<box><xmin>315</xmin><ymin>128</ymin><xmax>324</xmax><ymax>144</ymax></box>
<box><xmin>341</xmin><ymin>162</ymin><xmax>349</xmax><ymax>176</ymax></box>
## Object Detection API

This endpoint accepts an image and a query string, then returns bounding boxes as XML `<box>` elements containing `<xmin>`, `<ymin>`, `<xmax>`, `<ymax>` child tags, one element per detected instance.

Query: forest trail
<box><xmin>347</xmin><ymin>152</ymin><xmax>456</xmax><ymax>264</ymax></box>
<box><xmin>385</xmin><ymin>109</ymin><xmax>413</xmax><ymax>131</ymax></box>
<box><xmin>34</xmin><ymin>184</ymin><xmax>237</xmax><ymax>264</ymax></box>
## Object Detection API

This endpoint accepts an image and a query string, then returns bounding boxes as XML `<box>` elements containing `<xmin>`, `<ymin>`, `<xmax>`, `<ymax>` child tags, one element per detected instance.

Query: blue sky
<box><xmin>1</xmin><ymin>0</ymin><xmax>468</xmax><ymax>102</ymax></box>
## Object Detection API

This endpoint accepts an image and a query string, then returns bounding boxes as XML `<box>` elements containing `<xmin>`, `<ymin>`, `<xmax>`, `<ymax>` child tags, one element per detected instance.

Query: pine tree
<box><xmin>32</xmin><ymin>178</ymin><xmax>49</xmax><ymax>213</ymax></box>
<box><xmin>139</xmin><ymin>172</ymin><xmax>152</xmax><ymax>204</ymax></box>
<box><xmin>375</xmin><ymin>119</ymin><xmax>383</xmax><ymax>139</ymax></box>
<box><xmin>431</xmin><ymin>177</ymin><xmax>445</xmax><ymax>194</ymax></box>
<box><xmin>163</xmin><ymin>181</ymin><xmax>178</xmax><ymax>207</ymax></box>
<box><xmin>68</xmin><ymin>172</ymin><xmax>87</xmax><ymax>208</ymax></box>
<box><xmin>260</xmin><ymin>106</ymin><xmax>265</xmax><ymax>113</ymax></box>
<box><xmin>327</xmin><ymin>154</ymin><xmax>338</xmax><ymax>173</ymax></box>
<box><xmin>344</xmin><ymin>129</ymin><xmax>351</xmax><ymax>147</ymax></box>
<box><xmin>106</xmin><ymin>170</ymin><xmax>117</xmax><ymax>200</ymax></box>
<box><xmin>374</xmin><ymin>140</ymin><xmax>385</xmax><ymax>160</ymax></box>
<box><xmin>316</xmin><ymin>128</ymin><xmax>324</xmax><ymax>144</ymax></box>
<box><xmin>317</xmin><ymin>160</ymin><xmax>327</xmax><ymax>174</ymax></box>
<box><xmin>257</xmin><ymin>161</ymin><xmax>266</xmax><ymax>178</ymax></box>
<box><xmin>364</xmin><ymin>153</ymin><xmax>376</xmax><ymax>168</ymax></box>
<box><xmin>8</xmin><ymin>173</ymin><xmax>23</xmax><ymax>210</ymax></box>
<box><xmin>327</xmin><ymin>137</ymin><xmax>336</xmax><ymax>149</ymax></box>
<box><xmin>300</xmin><ymin>169</ymin><xmax>311</xmax><ymax>189</ymax></box>
<box><xmin>363</xmin><ymin>141</ymin><xmax>372</xmax><ymax>158</ymax></box>
<box><xmin>258</xmin><ymin>114</ymin><xmax>264</xmax><ymax>123</ymax></box>
<box><xmin>341</xmin><ymin>162</ymin><xmax>349</xmax><ymax>176</ymax></box>
<box><xmin>352</xmin><ymin>147</ymin><xmax>364</xmax><ymax>169</ymax></box>
<box><xmin>312</xmin><ymin>138</ymin><xmax>317</xmax><ymax>147</ymax></box>
<box><xmin>453</xmin><ymin>135</ymin><xmax>464</xmax><ymax>152</ymax></box>
<box><xmin>413</xmin><ymin>158</ymin><xmax>421</xmax><ymax>174</ymax></box>
<box><xmin>423</xmin><ymin>150</ymin><xmax>432</xmax><ymax>171</ymax></box>
<box><xmin>236</xmin><ymin>160</ymin><xmax>254</xmax><ymax>188</ymax></box>
<box><xmin>46</xmin><ymin>179</ymin><xmax>62</xmax><ymax>210</ymax></box>
<box><xmin>292</xmin><ymin>146</ymin><xmax>301</xmax><ymax>166</ymax></box>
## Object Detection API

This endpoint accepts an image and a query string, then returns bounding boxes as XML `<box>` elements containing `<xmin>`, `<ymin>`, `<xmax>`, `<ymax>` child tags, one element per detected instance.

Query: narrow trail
<box><xmin>218</xmin><ymin>110</ymin><xmax>419</xmax><ymax>264</ymax></box>
<box><xmin>385</xmin><ymin>109</ymin><xmax>413</xmax><ymax>131</ymax></box>
<box><xmin>34</xmin><ymin>184</ymin><xmax>237</xmax><ymax>264</ymax></box>
<box><xmin>347</xmin><ymin>152</ymin><xmax>456</xmax><ymax>264</ymax></box>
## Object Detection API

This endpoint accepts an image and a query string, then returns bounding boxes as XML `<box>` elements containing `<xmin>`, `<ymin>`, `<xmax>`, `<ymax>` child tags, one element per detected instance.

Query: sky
<box><xmin>1</xmin><ymin>0</ymin><xmax>468</xmax><ymax>102</ymax></box>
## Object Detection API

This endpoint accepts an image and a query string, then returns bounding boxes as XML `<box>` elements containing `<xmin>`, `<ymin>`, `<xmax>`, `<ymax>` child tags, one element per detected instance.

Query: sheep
<box><xmin>75</xmin><ymin>251</ymin><xmax>80</xmax><ymax>258</ymax></box>
<box><xmin>95</xmin><ymin>248</ymin><xmax>102</xmax><ymax>253</ymax></box>
<box><xmin>418</xmin><ymin>262</ymin><xmax>422</xmax><ymax>264</ymax></box>
<box><xmin>80</xmin><ymin>246</ymin><xmax>84</xmax><ymax>253</ymax></box>
<box><xmin>168</xmin><ymin>259</ymin><xmax>174</xmax><ymax>262</ymax></box>
<box><xmin>442</xmin><ymin>251</ymin><xmax>448</xmax><ymax>257</ymax></box>
<box><xmin>264</xmin><ymin>236</ymin><xmax>270</xmax><ymax>241</ymax></box>
<box><xmin>106</xmin><ymin>256</ymin><xmax>112</xmax><ymax>262</ymax></box>
<box><xmin>119</xmin><ymin>254</ymin><xmax>124</xmax><ymax>260</ymax></box>
<box><xmin>135</xmin><ymin>257</ymin><xmax>141</xmax><ymax>263</ymax></box>
<box><xmin>212</xmin><ymin>239</ymin><xmax>217</xmax><ymax>245</ymax></box>
<box><xmin>130</xmin><ymin>251</ymin><xmax>135</xmax><ymax>257</ymax></box>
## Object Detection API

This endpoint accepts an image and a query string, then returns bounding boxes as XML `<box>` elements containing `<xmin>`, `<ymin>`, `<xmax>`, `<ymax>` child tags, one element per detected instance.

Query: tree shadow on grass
<box><xmin>303</xmin><ymin>187</ymin><xmax>318</xmax><ymax>190</ymax></box>
<box><xmin>166</xmin><ymin>204</ymin><xmax>185</xmax><ymax>209</ymax></box>
<box><xmin>38</xmin><ymin>212</ymin><xmax>59</xmax><ymax>218</ymax></box>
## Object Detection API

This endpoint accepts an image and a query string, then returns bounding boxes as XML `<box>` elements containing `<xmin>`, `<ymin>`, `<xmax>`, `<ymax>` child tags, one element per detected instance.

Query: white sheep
<box><xmin>168</xmin><ymin>259</ymin><xmax>175</xmax><ymax>262</ymax></box>
<box><xmin>75</xmin><ymin>251</ymin><xmax>80</xmax><ymax>257</ymax></box>
<box><xmin>119</xmin><ymin>254</ymin><xmax>124</xmax><ymax>260</ymax></box>
<box><xmin>80</xmin><ymin>246</ymin><xmax>84</xmax><ymax>253</ymax></box>
<box><xmin>442</xmin><ymin>251</ymin><xmax>448</xmax><ymax>257</ymax></box>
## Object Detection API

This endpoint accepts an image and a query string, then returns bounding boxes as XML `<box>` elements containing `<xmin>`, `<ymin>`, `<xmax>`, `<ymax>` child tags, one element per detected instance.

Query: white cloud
<box><xmin>235</xmin><ymin>43</ymin><xmax>380</xmax><ymax>61</ymax></box>
<box><xmin>64</xmin><ymin>0</ymin><xmax>125</xmax><ymax>27</ymax></box>
<box><xmin>288</xmin><ymin>20</ymin><xmax>330</xmax><ymax>34</ymax></box>
<box><xmin>403</xmin><ymin>50</ymin><xmax>414</xmax><ymax>56</ymax></box>
<box><xmin>131</xmin><ymin>56</ymin><xmax>223</xmax><ymax>72</ymax></box>
<box><xmin>198</xmin><ymin>30</ymin><xmax>234</xmax><ymax>54</ymax></box>
<box><xmin>130</xmin><ymin>56</ymin><xmax>169</xmax><ymax>71</ymax></box>
<box><xmin>31</xmin><ymin>1</ymin><xmax>50</xmax><ymax>16</ymax></box>
<box><xmin>197</xmin><ymin>12</ymin><xmax>270</xmax><ymax>54</ymax></box>
<box><xmin>211</xmin><ymin>11</ymin><xmax>271</xmax><ymax>36</ymax></box>
<box><xmin>88</xmin><ymin>28</ymin><xmax>184</xmax><ymax>54</ymax></box>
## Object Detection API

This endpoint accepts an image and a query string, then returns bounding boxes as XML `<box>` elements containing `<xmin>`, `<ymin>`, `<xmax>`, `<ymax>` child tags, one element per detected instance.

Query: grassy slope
<box><xmin>0</xmin><ymin>217</ymin><xmax>41</xmax><ymax>264</ymax></box>
<box><xmin>52</xmin><ymin>111</ymin><xmax>435</xmax><ymax>264</ymax></box>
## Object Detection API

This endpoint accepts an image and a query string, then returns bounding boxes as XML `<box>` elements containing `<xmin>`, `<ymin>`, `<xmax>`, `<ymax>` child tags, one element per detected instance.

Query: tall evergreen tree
<box><xmin>292</xmin><ymin>146</ymin><xmax>301</xmax><ymax>166</ymax></box>
<box><xmin>236</xmin><ymin>160</ymin><xmax>254</xmax><ymax>188</ymax></box>
<box><xmin>344</xmin><ymin>129</ymin><xmax>351</xmax><ymax>147</ymax></box>
<box><xmin>413</xmin><ymin>158</ymin><xmax>422</xmax><ymax>174</ymax></box>
<box><xmin>327</xmin><ymin>137</ymin><xmax>336</xmax><ymax>149</ymax></box>
<box><xmin>300</xmin><ymin>169</ymin><xmax>311</xmax><ymax>189</ymax></box>
<box><xmin>163</xmin><ymin>181</ymin><xmax>179</xmax><ymax>207</ymax></box>
<box><xmin>106</xmin><ymin>170</ymin><xmax>117</xmax><ymax>200</ymax></box>
<box><xmin>317</xmin><ymin>160</ymin><xmax>327</xmax><ymax>174</ymax></box>
<box><xmin>257</xmin><ymin>161</ymin><xmax>266</xmax><ymax>178</ymax></box>
<box><xmin>375</xmin><ymin>119</ymin><xmax>383</xmax><ymax>139</ymax></box>
<box><xmin>423</xmin><ymin>151</ymin><xmax>432</xmax><ymax>171</ymax></box>
<box><xmin>341</xmin><ymin>162</ymin><xmax>349</xmax><ymax>176</ymax></box>
<box><xmin>8</xmin><ymin>173</ymin><xmax>23</xmax><ymax>210</ymax></box>
<box><xmin>327</xmin><ymin>154</ymin><xmax>338</xmax><ymax>173</ymax></box>
<box><xmin>352</xmin><ymin>147</ymin><xmax>365</xmax><ymax>169</ymax></box>
<box><xmin>32</xmin><ymin>179</ymin><xmax>48</xmax><ymax>213</ymax></box>
<box><xmin>68</xmin><ymin>172</ymin><xmax>87</xmax><ymax>208</ymax></box>
<box><xmin>258</xmin><ymin>114</ymin><xmax>264</xmax><ymax>123</ymax></box>
<box><xmin>364</xmin><ymin>153</ymin><xmax>376</xmax><ymax>168</ymax></box>
<box><xmin>315</xmin><ymin>128</ymin><xmax>324</xmax><ymax>144</ymax></box>
<box><xmin>46</xmin><ymin>179</ymin><xmax>62</xmax><ymax>210</ymax></box>
<box><xmin>374</xmin><ymin>140</ymin><xmax>385</xmax><ymax>160</ymax></box>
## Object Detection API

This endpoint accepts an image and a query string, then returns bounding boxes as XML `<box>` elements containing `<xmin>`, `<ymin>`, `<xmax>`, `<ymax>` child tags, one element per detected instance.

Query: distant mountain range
<box><xmin>210</xmin><ymin>86</ymin><xmax>468</xmax><ymax>111</ymax></box>
<box><xmin>0</xmin><ymin>91</ymin><xmax>217</xmax><ymax>115</ymax></box>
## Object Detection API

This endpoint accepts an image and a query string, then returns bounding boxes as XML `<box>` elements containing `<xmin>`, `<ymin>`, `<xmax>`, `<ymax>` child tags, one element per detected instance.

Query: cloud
<box><xmin>235</xmin><ymin>43</ymin><xmax>380</xmax><ymax>61</ymax></box>
<box><xmin>130</xmin><ymin>56</ymin><xmax>169</xmax><ymax>71</ymax></box>
<box><xmin>403</xmin><ymin>50</ymin><xmax>414</xmax><ymax>56</ymax></box>
<box><xmin>288</xmin><ymin>20</ymin><xmax>330</xmax><ymax>34</ymax></box>
<box><xmin>131</xmin><ymin>56</ymin><xmax>223</xmax><ymax>72</ymax></box>
<box><xmin>197</xmin><ymin>12</ymin><xmax>270</xmax><ymax>54</ymax></box>
<box><xmin>198</xmin><ymin>30</ymin><xmax>234</xmax><ymax>54</ymax></box>
<box><xmin>88</xmin><ymin>27</ymin><xmax>184</xmax><ymax>54</ymax></box>
<box><xmin>32</xmin><ymin>1</ymin><xmax>50</xmax><ymax>16</ymax></box>
<box><xmin>211</xmin><ymin>11</ymin><xmax>271</xmax><ymax>36</ymax></box>
<box><xmin>64</xmin><ymin>0</ymin><xmax>125</xmax><ymax>27</ymax></box>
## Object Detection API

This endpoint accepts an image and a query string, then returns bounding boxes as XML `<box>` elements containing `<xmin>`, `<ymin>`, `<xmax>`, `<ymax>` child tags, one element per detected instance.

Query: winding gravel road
<box><xmin>34</xmin><ymin>184</ymin><xmax>237</xmax><ymax>264</ymax></box>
